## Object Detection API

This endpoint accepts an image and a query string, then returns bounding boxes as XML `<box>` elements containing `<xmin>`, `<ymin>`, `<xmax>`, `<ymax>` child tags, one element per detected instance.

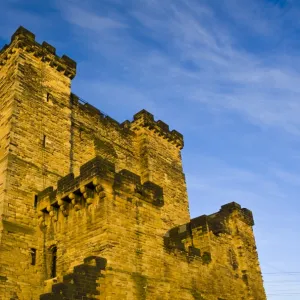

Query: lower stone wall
<box><xmin>0</xmin><ymin>220</ymin><xmax>43</xmax><ymax>300</ymax></box>
<box><xmin>0</xmin><ymin>156</ymin><xmax>266</xmax><ymax>300</ymax></box>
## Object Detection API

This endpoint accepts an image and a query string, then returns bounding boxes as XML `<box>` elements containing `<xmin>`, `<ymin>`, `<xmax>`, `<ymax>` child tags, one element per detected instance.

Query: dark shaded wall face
<box><xmin>40</xmin><ymin>256</ymin><xmax>107</xmax><ymax>300</ymax></box>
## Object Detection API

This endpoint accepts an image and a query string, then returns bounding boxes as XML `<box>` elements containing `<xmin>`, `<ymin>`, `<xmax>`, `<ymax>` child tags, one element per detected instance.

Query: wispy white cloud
<box><xmin>62</xmin><ymin>3</ymin><xmax>127</xmax><ymax>32</ymax></box>
<box><xmin>0</xmin><ymin>2</ymin><xmax>48</xmax><ymax>39</ymax></box>
<box><xmin>56</xmin><ymin>0</ymin><xmax>300</xmax><ymax>136</ymax></box>
<box><xmin>271</xmin><ymin>167</ymin><xmax>300</xmax><ymax>186</ymax></box>
<box><xmin>72</xmin><ymin>79</ymin><xmax>156</xmax><ymax>118</ymax></box>
<box><xmin>185</xmin><ymin>155</ymin><xmax>287</xmax><ymax>215</ymax></box>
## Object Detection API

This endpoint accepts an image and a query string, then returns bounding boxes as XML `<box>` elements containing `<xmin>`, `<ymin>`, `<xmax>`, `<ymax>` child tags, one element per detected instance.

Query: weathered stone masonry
<box><xmin>0</xmin><ymin>26</ymin><xmax>266</xmax><ymax>300</ymax></box>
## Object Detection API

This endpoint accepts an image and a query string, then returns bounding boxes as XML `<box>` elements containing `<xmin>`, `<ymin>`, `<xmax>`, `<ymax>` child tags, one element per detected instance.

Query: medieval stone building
<box><xmin>0</xmin><ymin>27</ymin><xmax>266</xmax><ymax>300</ymax></box>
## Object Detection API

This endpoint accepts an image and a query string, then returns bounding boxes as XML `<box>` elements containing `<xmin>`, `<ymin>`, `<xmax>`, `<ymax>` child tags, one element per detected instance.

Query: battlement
<box><xmin>71</xmin><ymin>93</ymin><xmax>126</xmax><ymax>131</ymax></box>
<box><xmin>71</xmin><ymin>94</ymin><xmax>184</xmax><ymax>149</ymax></box>
<box><xmin>37</xmin><ymin>156</ymin><xmax>164</xmax><ymax>217</ymax></box>
<box><xmin>130</xmin><ymin>109</ymin><xmax>184</xmax><ymax>149</ymax></box>
<box><xmin>0</xmin><ymin>26</ymin><xmax>184</xmax><ymax>150</ymax></box>
<box><xmin>164</xmin><ymin>202</ymin><xmax>254</xmax><ymax>258</ymax></box>
<box><xmin>190</xmin><ymin>202</ymin><xmax>254</xmax><ymax>235</ymax></box>
<box><xmin>0</xmin><ymin>26</ymin><xmax>76</xmax><ymax>79</ymax></box>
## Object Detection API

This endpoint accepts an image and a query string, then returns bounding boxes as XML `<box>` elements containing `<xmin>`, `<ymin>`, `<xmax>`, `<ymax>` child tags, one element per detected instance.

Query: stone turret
<box><xmin>130</xmin><ymin>109</ymin><xmax>184</xmax><ymax>149</ymax></box>
<box><xmin>0</xmin><ymin>26</ymin><xmax>76</xmax><ymax>79</ymax></box>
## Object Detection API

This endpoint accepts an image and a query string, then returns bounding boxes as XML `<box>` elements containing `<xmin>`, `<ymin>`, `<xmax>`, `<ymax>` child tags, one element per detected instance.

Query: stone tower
<box><xmin>0</xmin><ymin>27</ymin><xmax>266</xmax><ymax>300</ymax></box>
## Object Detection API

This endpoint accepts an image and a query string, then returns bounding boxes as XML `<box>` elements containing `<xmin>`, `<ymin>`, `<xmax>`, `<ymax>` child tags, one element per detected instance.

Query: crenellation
<box><xmin>38</xmin><ymin>156</ymin><xmax>164</xmax><ymax>214</ymax></box>
<box><xmin>71</xmin><ymin>94</ymin><xmax>183</xmax><ymax>149</ymax></box>
<box><xmin>57</xmin><ymin>173</ymin><xmax>75</xmax><ymax>192</ymax></box>
<box><xmin>79</xmin><ymin>156</ymin><xmax>116</xmax><ymax>176</ymax></box>
<box><xmin>0</xmin><ymin>44</ymin><xmax>9</xmax><ymax>54</ymax></box>
<box><xmin>141</xmin><ymin>181</ymin><xmax>164</xmax><ymax>204</ymax></box>
<box><xmin>220</xmin><ymin>201</ymin><xmax>242</xmax><ymax>212</ymax></box>
<box><xmin>156</xmin><ymin>120</ymin><xmax>169</xmax><ymax>131</ymax></box>
<box><xmin>164</xmin><ymin>202</ymin><xmax>256</xmax><ymax>264</ymax></box>
<box><xmin>133</xmin><ymin>109</ymin><xmax>154</xmax><ymax>122</ymax></box>
<box><xmin>72</xmin><ymin>95</ymin><xmax>104</xmax><ymax>118</ymax></box>
<box><xmin>120</xmin><ymin>119</ymin><xmax>131</xmax><ymax>129</ymax></box>
<box><xmin>1</xmin><ymin>26</ymin><xmax>76</xmax><ymax>79</ymax></box>
<box><xmin>131</xmin><ymin>109</ymin><xmax>184</xmax><ymax>149</ymax></box>
<box><xmin>61</xmin><ymin>55</ymin><xmax>76</xmax><ymax>69</ymax></box>
<box><xmin>11</xmin><ymin>26</ymin><xmax>35</xmax><ymax>42</ymax></box>
<box><xmin>164</xmin><ymin>223</ymin><xmax>202</xmax><ymax>261</ymax></box>
<box><xmin>118</xmin><ymin>169</ymin><xmax>141</xmax><ymax>185</ymax></box>
<box><xmin>105</xmin><ymin>115</ymin><xmax>121</xmax><ymax>128</ymax></box>
<box><xmin>241</xmin><ymin>208</ymin><xmax>255</xmax><ymax>226</ymax></box>
<box><xmin>71</xmin><ymin>93</ymin><xmax>132</xmax><ymax>137</ymax></box>
<box><xmin>41</xmin><ymin>42</ymin><xmax>56</xmax><ymax>55</ymax></box>
<box><xmin>214</xmin><ymin>202</ymin><xmax>255</xmax><ymax>229</ymax></box>
<box><xmin>37</xmin><ymin>186</ymin><xmax>55</xmax><ymax>201</ymax></box>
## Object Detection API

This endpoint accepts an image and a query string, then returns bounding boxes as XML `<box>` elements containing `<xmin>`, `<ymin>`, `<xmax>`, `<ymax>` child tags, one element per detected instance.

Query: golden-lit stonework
<box><xmin>0</xmin><ymin>27</ymin><xmax>266</xmax><ymax>300</ymax></box>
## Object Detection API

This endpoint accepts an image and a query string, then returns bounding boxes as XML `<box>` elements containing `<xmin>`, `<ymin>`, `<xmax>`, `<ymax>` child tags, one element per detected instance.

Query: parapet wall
<box><xmin>130</xmin><ymin>109</ymin><xmax>184</xmax><ymax>149</ymax></box>
<box><xmin>0</xmin><ymin>26</ymin><xmax>76</xmax><ymax>79</ymax></box>
<box><xmin>37</xmin><ymin>156</ymin><xmax>164</xmax><ymax>213</ymax></box>
<box><xmin>71</xmin><ymin>93</ymin><xmax>184</xmax><ymax>150</ymax></box>
<box><xmin>0</xmin><ymin>26</ymin><xmax>183</xmax><ymax>152</ymax></box>
<box><xmin>70</xmin><ymin>93</ymin><xmax>127</xmax><ymax>133</ymax></box>
<box><xmin>162</xmin><ymin>202</ymin><xmax>265</xmax><ymax>299</ymax></box>
<box><xmin>164</xmin><ymin>202</ymin><xmax>254</xmax><ymax>257</ymax></box>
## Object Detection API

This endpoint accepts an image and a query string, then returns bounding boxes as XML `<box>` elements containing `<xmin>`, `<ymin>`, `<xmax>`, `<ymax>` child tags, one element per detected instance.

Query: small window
<box><xmin>34</xmin><ymin>195</ymin><xmax>38</xmax><ymax>208</ymax></box>
<box><xmin>50</xmin><ymin>246</ymin><xmax>57</xmax><ymax>278</ymax></box>
<box><xmin>31</xmin><ymin>248</ymin><xmax>36</xmax><ymax>265</ymax></box>
<box><xmin>42</xmin><ymin>135</ymin><xmax>46</xmax><ymax>148</ymax></box>
<box><xmin>46</xmin><ymin>93</ymin><xmax>50</xmax><ymax>102</ymax></box>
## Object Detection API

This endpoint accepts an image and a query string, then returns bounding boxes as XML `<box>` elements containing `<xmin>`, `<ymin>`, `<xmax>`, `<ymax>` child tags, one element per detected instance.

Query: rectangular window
<box><xmin>51</xmin><ymin>246</ymin><xmax>57</xmax><ymax>278</ymax></box>
<box><xmin>46</xmin><ymin>93</ymin><xmax>50</xmax><ymax>102</ymax></box>
<box><xmin>34</xmin><ymin>195</ymin><xmax>38</xmax><ymax>208</ymax></box>
<box><xmin>43</xmin><ymin>135</ymin><xmax>46</xmax><ymax>148</ymax></box>
<box><xmin>31</xmin><ymin>248</ymin><xmax>36</xmax><ymax>265</ymax></box>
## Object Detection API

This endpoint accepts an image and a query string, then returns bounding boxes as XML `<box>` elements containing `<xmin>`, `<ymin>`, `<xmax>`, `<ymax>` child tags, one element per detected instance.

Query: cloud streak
<box><xmin>56</xmin><ymin>0</ymin><xmax>300</xmax><ymax>135</ymax></box>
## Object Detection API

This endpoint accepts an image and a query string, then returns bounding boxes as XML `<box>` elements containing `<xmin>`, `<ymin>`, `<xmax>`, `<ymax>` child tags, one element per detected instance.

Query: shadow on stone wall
<box><xmin>40</xmin><ymin>256</ymin><xmax>106</xmax><ymax>300</ymax></box>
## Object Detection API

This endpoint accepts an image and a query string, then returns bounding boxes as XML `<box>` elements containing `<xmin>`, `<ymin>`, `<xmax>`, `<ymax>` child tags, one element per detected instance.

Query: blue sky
<box><xmin>1</xmin><ymin>0</ymin><xmax>300</xmax><ymax>298</ymax></box>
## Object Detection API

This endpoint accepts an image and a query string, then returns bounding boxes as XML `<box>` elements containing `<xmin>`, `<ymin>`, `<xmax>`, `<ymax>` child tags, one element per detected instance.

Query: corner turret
<box><xmin>0</xmin><ymin>26</ymin><xmax>76</xmax><ymax>79</ymax></box>
<box><xmin>129</xmin><ymin>109</ymin><xmax>184</xmax><ymax>149</ymax></box>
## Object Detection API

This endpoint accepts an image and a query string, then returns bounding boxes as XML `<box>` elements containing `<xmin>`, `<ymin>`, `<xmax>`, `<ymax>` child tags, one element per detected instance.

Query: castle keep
<box><xmin>0</xmin><ymin>27</ymin><xmax>266</xmax><ymax>300</ymax></box>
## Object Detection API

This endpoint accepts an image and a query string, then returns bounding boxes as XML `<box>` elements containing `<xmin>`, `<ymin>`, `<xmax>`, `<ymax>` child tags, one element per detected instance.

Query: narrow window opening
<box><xmin>34</xmin><ymin>195</ymin><xmax>38</xmax><ymax>208</ymax></box>
<box><xmin>31</xmin><ymin>248</ymin><xmax>36</xmax><ymax>265</ymax></box>
<box><xmin>50</xmin><ymin>246</ymin><xmax>57</xmax><ymax>278</ymax></box>
<box><xmin>46</xmin><ymin>92</ymin><xmax>50</xmax><ymax>102</ymax></box>
<box><xmin>43</xmin><ymin>135</ymin><xmax>46</xmax><ymax>148</ymax></box>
